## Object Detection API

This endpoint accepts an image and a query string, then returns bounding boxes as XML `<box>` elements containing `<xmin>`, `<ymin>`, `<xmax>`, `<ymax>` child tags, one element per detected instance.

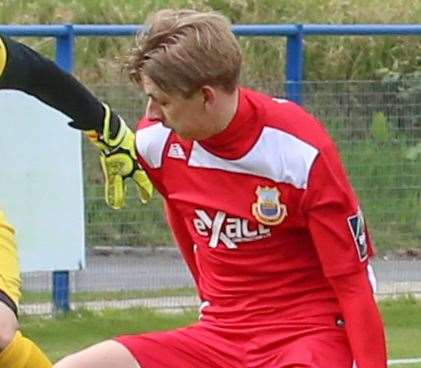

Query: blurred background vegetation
<box><xmin>2</xmin><ymin>0</ymin><xmax>421</xmax><ymax>82</ymax></box>
<box><xmin>1</xmin><ymin>0</ymin><xmax>420</xmax><ymax>252</ymax></box>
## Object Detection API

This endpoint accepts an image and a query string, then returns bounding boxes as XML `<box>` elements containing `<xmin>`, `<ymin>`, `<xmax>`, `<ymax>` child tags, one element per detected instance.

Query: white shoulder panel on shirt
<box><xmin>135</xmin><ymin>123</ymin><xmax>172</xmax><ymax>168</ymax></box>
<box><xmin>188</xmin><ymin>126</ymin><xmax>319</xmax><ymax>189</ymax></box>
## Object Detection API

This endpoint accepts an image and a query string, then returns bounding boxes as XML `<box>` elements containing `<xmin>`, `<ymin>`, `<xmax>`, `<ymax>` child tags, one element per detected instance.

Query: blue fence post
<box><xmin>56</xmin><ymin>24</ymin><xmax>75</xmax><ymax>71</ymax></box>
<box><xmin>285</xmin><ymin>24</ymin><xmax>304</xmax><ymax>105</ymax></box>
<box><xmin>52</xmin><ymin>24</ymin><xmax>75</xmax><ymax>313</ymax></box>
<box><xmin>52</xmin><ymin>270</ymin><xmax>70</xmax><ymax>312</ymax></box>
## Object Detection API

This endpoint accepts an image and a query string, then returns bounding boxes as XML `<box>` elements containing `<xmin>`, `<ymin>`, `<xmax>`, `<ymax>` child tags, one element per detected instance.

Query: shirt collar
<box><xmin>199</xmin><ymin>87</ymin><xmax>261</xmax><ymax>159</ymax></box>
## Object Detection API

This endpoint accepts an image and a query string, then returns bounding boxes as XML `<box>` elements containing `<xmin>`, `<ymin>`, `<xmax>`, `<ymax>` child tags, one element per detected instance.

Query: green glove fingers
<box><xmin>99</xmin><ymin>150</ymin><xmax>153</xmax><ymax>209</ymax></box>
<box><xmin>100</xmin><ymin>152</ymin><xmax>131</xmax><ymax>209</ymax></box>
<box><xmin>132</xmin><ymin>169</ymin><xmax>154</xmax><ymax>204</ymax></box>
<box><xmin>86</xmin><ymin>103</ymin><xmax>153</xmax><ymax>209</ymax></box>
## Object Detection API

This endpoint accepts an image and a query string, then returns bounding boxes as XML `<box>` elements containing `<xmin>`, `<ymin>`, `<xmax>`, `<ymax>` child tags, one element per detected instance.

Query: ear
<box><xmin>200</xmin><ymin>85</ymin><xmax>217</xmax><ymax>109</ymax></box>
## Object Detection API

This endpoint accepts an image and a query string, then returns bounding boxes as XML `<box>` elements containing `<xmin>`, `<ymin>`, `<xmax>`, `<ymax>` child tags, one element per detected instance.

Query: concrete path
<box><xmin>22</xmin><ymin>251</ymin><xmax>421</xmax><ymax>294</ymax></box>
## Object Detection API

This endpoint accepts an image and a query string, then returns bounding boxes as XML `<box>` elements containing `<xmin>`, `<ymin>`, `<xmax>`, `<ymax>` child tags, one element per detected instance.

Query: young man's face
<box><xmin>142</xmin><ymin>74</ymin><xmax>214</xmax><ymax>140</ymax></box>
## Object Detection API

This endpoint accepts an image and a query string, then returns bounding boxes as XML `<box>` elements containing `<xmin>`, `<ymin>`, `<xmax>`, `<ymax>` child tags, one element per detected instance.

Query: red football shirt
<box><xmin>135</xmin><ymin>87</ymin><xmax>374</xmax><ymax>327</ymax></box>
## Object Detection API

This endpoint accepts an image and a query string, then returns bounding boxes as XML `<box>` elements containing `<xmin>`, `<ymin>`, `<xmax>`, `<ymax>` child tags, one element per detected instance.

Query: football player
<box><xmin>1</xmin><ymin>10</ymin><xmax>387</xmax><ymax>366</ymax></box>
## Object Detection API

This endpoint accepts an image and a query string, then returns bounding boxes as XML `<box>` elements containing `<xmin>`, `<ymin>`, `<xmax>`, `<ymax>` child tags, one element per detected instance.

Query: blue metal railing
<box><xmin>1</xmin><ymin>23</ymin><xmax>420</xmax><ymax>312</ymax></box>
<box><xmin>3</xmin><ymin>24</ymin><xmax>421</xmax><ymax>103</ymax></box>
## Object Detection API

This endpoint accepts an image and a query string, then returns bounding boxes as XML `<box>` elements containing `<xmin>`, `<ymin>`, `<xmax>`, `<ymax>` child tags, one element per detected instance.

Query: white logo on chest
<box><xmin>167</xmin><ymin>143</ymin><xmax>186</xmax><ymax>160</ymax></box>
<box><xmin>193</xmin><ymin>210</ymin><xmax>271</xmax><ymax>249</ymax></box>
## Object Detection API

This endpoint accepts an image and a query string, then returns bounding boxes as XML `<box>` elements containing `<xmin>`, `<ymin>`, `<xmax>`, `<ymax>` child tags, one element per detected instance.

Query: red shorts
<box><xmin>115</xmin><ymin>319</ymin><xmax>353</xmax><ymax>368</ymax></box>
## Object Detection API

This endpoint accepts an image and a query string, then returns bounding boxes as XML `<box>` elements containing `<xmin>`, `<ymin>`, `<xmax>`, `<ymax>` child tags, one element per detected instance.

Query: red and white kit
<box><xmin>116</xmin><ymin>88</ymin><xmax>383</xmax><ymax>368</ymax></box>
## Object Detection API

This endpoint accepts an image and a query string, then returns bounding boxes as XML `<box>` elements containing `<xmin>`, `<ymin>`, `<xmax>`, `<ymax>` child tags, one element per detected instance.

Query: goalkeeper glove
<box><xmin>81</xmin><ymin>103</ymin><xmax>153</xmax><ymax>209</ymax></box>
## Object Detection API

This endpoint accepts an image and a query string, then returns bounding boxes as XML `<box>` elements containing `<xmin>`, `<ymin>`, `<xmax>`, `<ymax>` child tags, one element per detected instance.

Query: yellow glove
<box><xmin>85</xmin><ymin>104</ymin><xmax>153</xmax><ymax>209</ymax></box>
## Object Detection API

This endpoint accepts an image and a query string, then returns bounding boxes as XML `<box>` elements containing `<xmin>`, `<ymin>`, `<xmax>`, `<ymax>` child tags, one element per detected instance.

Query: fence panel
<box><xmin>21</xmin><ymin>78</ymin><xmax>421</xmax><ymax>314</ymax></box>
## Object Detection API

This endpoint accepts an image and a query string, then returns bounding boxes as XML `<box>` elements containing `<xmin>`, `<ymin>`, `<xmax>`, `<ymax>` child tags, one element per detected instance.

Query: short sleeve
<box><xmin>303</xmin><ymin>143</ymin><xmax>375</xmax><ymax>277</ymax></box>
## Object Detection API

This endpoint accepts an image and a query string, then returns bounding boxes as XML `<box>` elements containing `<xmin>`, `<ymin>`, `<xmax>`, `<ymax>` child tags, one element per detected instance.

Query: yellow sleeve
<box><xmin>0</xmin><ymin>210</ymin><xmax>21</xmax><ymax>306</ymax></box>
<box><xmin>0</xmin><ymin>36</ymin><xmax>7</xmax><ymax>76</ymax></box>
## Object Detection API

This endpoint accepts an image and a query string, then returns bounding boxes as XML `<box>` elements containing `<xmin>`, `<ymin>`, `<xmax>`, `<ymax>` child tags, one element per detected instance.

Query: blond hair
<box><xmin>126</xmin><ymin>9</ymin><xmax>242</xmax><ymax>97</ymax></box>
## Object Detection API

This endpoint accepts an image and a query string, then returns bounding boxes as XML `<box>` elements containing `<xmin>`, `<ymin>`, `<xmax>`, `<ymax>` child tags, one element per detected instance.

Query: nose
<box><xmin>146</xmin><ymin>98</ymin><xmax>164</xmax><ymax>122</ymax></box>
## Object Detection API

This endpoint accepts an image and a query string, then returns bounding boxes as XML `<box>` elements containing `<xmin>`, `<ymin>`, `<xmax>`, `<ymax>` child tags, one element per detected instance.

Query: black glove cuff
<box><xmin>109</xmin><ymin>110</ymin><xmax>121</xmax><ymax>139</ymax></box>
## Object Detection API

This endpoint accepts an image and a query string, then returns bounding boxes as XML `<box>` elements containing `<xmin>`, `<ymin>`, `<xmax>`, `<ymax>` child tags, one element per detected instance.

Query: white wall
<box><xmin>0</xmin><ymin>90</ymin><xmax>85</xmax><ymax>271</ymax></box>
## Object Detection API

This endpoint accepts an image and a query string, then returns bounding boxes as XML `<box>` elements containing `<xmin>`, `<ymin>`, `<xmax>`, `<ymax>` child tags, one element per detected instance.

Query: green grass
<box><xmin>21</xmin><ymin>287</ymin><xmax>196</xmax><ymax>304</ymax></box>
<box><xmin>20</xmin><ymin>297</ymin><xmax>421</xmax><ymax>364</ymax></box>
<box><xmin>380</xmin><ymin>296</ymin><xmax>421</xmax><ymax>360</ymax></box>
<box><xmin>21</xmin><ymin>307</ymin><xmax>197</xmax><ymax>362</ymax></box>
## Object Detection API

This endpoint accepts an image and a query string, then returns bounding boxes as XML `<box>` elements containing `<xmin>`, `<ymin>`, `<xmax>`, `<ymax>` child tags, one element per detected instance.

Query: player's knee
<box><xmin>53</xmin><ymin>341</ymin><xmax>142</xmax><ymax>368</ymax></box>
<box><xmin>0</xmin><ymin>327</ymin><xmax>18</xmax><ymax>351</ymax></box>
<box><xmin>53</xmin><ymin>351</ymin><xmax>101</xmax><ymax>368</ymax></box>
<box><xmin>54</xmin><ymin>360</ymin><xmax>142</xmax><ymax>368</ymax></box>
<box><xmin>53</xmin><ymin>354</ymin><xmax>75</xmax><ymax>367</ymax></box>
<box><xmin>0</xmin><ymin>313</ymin><xmax>19</xmax><ymax>350</ymax></box>
<box><xmin>53</xmin><ymin>354</ymin><xmax>142</xmax><ymax>368</ymax></box>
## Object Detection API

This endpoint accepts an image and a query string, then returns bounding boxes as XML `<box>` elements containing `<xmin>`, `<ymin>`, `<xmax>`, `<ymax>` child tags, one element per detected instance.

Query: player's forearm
<box><xmin>0</xmin><ymin>34</ymin><xmax>119</xmax><ymax>136</ymax></box>
<box><xmin>342</xmin><ymin>297</ymin><xmax>386</xmax><ymax>367</ymax></box>
<box><xmin>329</xmin><ymin>270</ymin><xmax>387</xmax><ymax>368</ymax></box>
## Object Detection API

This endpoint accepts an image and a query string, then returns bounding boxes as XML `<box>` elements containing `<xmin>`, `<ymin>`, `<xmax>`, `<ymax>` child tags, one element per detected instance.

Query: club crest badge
<box><xmin>252</xmin><ymin>186</ymin><xmax>287</xmax><ymax>226</ymax></box>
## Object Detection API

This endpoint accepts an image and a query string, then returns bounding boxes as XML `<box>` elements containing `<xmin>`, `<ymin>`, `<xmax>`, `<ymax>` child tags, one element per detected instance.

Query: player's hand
<box><xmin>82</xmin><ymin>103</ymin><xmax>153</xmax><ymax>209</ymax></box>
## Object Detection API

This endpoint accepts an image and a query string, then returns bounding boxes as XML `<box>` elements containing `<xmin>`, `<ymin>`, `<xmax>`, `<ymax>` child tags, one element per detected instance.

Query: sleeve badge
<box><xmin>347</xmin><ymin>208</ymin><xmax>369</xmax><ymax>261</ymax></box>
